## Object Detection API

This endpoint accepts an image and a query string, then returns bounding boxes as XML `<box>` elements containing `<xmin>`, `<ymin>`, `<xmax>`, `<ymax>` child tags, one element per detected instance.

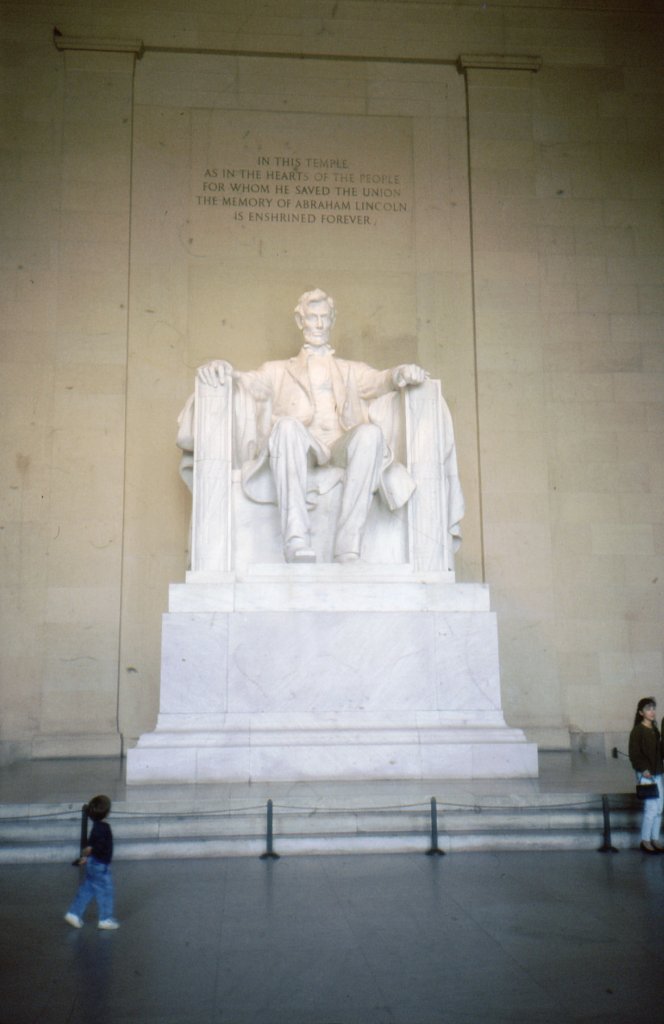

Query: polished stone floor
<box><xmin>2</xmin><ymin>847</ymin><xmax>663</xmax><ymax>1024</ymax></box>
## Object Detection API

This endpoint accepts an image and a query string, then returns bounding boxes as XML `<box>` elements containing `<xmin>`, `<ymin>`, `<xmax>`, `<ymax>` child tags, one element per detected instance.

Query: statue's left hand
<box><xmin>392</xmin><ymin>364</ymin><xmax>429</xmax><ymax>388</ymax></box>
<box><xmin>197</xmin><ymin>359</ymin><xmax>234</xmax><ymax>387</ymax></box>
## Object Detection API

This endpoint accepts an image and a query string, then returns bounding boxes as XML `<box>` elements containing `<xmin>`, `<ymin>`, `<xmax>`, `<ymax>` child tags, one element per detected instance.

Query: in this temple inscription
<box><xmin>196</xmin><ymin>158</ymin><xmax>408</xmax><ymax>227</ymax></box>
<box><xmin>177</xmin><ymin>290</ymin><xmax>465</xmax><ymax>567</ymax></box>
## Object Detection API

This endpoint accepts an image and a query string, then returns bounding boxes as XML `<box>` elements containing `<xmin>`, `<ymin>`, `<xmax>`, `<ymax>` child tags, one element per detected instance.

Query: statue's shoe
<box><xmin>285</xmin><ymin>539</ymin><xmax>316</xmax><ymax>563</ymax></box>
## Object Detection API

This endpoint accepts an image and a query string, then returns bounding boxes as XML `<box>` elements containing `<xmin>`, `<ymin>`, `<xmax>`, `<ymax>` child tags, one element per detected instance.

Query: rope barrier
<box><xmin>0</xmin><ymin>792</ymin><xmax>639</xmax><ymax>860</ymax></box>
<box><xmin>0</xmin><ymin>793</ymin><xmax>633</xmax><ymax>824</ymax></box>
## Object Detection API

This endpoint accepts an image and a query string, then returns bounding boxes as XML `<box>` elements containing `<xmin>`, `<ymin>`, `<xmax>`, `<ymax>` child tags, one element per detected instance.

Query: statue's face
<box><xmin>298</xmin><ymin>299</ymin><xmax>334</xmax><ymax>347</ymax></box>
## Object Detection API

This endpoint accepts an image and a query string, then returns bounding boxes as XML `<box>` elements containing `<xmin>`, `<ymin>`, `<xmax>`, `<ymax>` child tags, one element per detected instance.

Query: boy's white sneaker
<box><xmin>98</xmin><ymin>918</ymin><xmax>120</xmax><ymax>930</ymax></box>
<box><xmin>64</xmin><ymin>913</ymin><xmax>83</xmax><ymax>928</ymax></box>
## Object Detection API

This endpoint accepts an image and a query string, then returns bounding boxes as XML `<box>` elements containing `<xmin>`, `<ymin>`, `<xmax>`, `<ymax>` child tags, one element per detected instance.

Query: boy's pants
<box><xmin>68</xmin><ymin>858</ymin><xmax>114</xmax><ymax>920</ymax></box>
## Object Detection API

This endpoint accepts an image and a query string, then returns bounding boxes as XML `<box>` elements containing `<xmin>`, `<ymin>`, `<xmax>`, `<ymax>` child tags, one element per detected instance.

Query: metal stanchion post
<box><xmin>598</xmin><ymin>794</ymin><xmax>618</xmax><ymax>853</ymax></box>
<box><xmin>426</xmin><ymin>797</ymin><xmax>445</xmax><ymax>856</ymax></box>
<box><xmin>260</xmin><ymin>799</ymin><xmax>280</xmax><ymax>860</ymax></box>
<box><xmin>72</xmin><ymin>803</ymin><xmax>88</xmax><ymax>866</ymax></box>
<box><xmin>80</xmin><ymin>803</ymin><xmax>88</xmax><ymax>852</ymax></box>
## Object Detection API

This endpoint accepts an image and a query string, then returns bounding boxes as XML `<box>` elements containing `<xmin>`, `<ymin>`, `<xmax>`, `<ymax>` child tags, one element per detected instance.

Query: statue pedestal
<box><xmin>127</xmin><ymin>567</ymin><xmax>538</xmax><ymax>783</ymax></box>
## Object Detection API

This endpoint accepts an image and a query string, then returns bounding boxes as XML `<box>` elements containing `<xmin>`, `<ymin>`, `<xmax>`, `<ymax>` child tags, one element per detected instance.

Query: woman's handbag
<box><xmin>636</xmin><ymin>781</ymin><xmax>658</xmax><ymax>800</ymax></box>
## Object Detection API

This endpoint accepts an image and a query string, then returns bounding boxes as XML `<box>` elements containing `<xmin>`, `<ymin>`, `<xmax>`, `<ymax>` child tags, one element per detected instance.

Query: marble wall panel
<box><xmin>228</xmin><ymin>612</ymin><xmax>438</xmax><ymax>715</ymax></box>
<box><xmin>161</xmin><ymin>614</ymin><xmax>229</xmax><ymax>715</ymax></box>
<box><xmin>119</xmin><ymin>51</ymin><xmax>478</xmax><ymax>742</ymax></box>
<box><xmin>157</xmin><ymin>607</ymin><xmax>507</xmax><ymax>724</ymax></box>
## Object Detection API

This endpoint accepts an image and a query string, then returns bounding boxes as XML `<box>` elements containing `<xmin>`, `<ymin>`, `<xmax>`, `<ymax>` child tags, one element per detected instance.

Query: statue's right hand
<box><xmin>197</xmin><ymin>359</ymin><xmax>234</xmax><ymax>387</ymax></box>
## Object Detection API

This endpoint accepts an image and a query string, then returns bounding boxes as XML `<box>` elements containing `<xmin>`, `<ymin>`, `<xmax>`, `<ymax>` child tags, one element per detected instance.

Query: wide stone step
<box><xmin>0</xmin><ymin>792</ymin><xmax>640</xmax><ymax>863</ymax></box>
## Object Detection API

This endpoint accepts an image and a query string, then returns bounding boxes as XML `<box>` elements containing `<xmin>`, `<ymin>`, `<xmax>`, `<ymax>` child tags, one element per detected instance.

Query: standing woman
<box><xmin>628</xmin><ymin>697</ymin><xmax>664</xmax><ymax>853</ymax></box>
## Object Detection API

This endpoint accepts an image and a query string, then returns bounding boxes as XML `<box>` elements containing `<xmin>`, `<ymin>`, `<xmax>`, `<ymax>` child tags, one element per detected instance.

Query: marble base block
<box><xmin>127</xmin><ymin>571</ymin><xmax>538</xmax><ymax>784</ymax></box>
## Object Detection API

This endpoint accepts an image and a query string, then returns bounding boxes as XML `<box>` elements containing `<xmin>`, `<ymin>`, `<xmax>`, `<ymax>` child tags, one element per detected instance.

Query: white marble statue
<box><xmin>128</xmin><ymin>297</ymin><xmax>540</xmax><ymax>786</ymax></box>
<box><xmin>177</xmin><ymin>288</ymin><xmax>464</xmax><ymax>566</ymax></box>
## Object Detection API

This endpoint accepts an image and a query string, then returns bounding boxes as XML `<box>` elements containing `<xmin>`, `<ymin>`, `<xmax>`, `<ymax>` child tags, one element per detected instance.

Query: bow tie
<box><xmin>302</xmin><ymin>344</ymin><xmax>335</xmax><ymax>357</ymax></box>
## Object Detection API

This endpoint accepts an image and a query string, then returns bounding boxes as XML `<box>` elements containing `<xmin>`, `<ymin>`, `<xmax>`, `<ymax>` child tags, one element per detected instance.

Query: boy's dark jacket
<box><xmin>88</xmin><ymin>820</ymin><xmax>113</xmax><ymax>864</ymax></box>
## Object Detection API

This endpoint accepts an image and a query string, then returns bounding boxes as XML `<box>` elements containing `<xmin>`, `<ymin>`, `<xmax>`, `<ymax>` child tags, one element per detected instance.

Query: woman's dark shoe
<box><xmin>640</xmin><ymin>841</ymin><xmax>658</xmax><ymax>854</ymax></box>
<box><xmin>651</xmin><ymin>842</ymin><xmax>664</xmax><ymax>853</ymax></box>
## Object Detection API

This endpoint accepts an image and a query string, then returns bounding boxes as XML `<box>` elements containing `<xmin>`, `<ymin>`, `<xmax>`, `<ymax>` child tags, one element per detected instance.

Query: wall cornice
<box><xmin>53</xmin><ymin>31</ymin><xmax>144</xmax><ymax>57</ymax></box>
<box><xmin>457</xmin><ymin>54</ymin><xmax>542</xmax><ymax>73</ymax></box>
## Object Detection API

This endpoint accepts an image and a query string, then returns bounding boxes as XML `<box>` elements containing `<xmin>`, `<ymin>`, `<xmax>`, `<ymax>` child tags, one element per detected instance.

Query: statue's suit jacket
<box><xmin>236</xmin><ymin>348</ymin><xmax>416</xmax><ymax>510</ymax></box>
<box><xmin>241</xmin><ymin>348</ymin><xmax>394</xmax><ymax>432</ymax></box>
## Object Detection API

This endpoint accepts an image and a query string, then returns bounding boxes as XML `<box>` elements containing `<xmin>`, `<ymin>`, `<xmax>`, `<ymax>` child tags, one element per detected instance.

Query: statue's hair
<box><xmin>294</xmin><ymin>289</ymin><xmax>336</xmax><ymax>323</ymax></box>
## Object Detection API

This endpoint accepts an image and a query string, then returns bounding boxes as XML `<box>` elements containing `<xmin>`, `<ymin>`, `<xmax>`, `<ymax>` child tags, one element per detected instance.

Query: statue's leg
<box><xmin>331</xmin><ymin>424</ymin><xmax>384</xmax><ymax>562</ymax></box>
<box><xmin>268</xmin><ymin>417</ymin><xmax>317</xmax><ymax>563</ymax></box>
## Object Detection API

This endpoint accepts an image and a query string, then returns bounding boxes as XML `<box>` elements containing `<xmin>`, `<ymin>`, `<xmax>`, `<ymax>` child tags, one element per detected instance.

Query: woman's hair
<box><xmin>87</xmin><ymin>794</ymin><xmax>111</xmax><ymax>821</ymax></box>
<box><xmin>633</xmin><ymin>697</ymin><xmax>656</xmax><ymax>728</ymax></box>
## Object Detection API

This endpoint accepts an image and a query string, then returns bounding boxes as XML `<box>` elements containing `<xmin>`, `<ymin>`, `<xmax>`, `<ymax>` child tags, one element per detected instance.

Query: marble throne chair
<box><xmin>182</xmin><ymin>376</ymin><xmax>464</xmax><ymax>575</ymax></box>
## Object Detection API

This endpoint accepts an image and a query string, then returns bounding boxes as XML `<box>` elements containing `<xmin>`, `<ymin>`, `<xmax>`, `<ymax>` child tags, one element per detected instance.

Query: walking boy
<box><xmin>65</xmin><ymin>794</ymin><xmax>119</xmax><ymax>930</ymax></box>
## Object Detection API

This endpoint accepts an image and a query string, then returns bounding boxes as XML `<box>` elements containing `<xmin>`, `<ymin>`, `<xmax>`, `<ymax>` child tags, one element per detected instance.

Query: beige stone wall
<box><xmin>465</xmin><ymin>56</ymin><xmax>664</xmax><ymax>747</ymax></box>
<box><xmin>1</xmin><ymin>0</ymin><xmax>662</xmax><ymax>763</ymax></box>
<box><xmin>1</xmin><ymin>22</ymin><xmax>136</xmax><ymax>760</ymax></box>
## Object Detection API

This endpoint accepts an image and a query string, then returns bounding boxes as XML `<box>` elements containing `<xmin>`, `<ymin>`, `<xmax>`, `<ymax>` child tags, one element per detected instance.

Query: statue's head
<box><xmin>294</xmin><ymin>289</ymin><xmax>336</xmax><ymax>348</ymax></box>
